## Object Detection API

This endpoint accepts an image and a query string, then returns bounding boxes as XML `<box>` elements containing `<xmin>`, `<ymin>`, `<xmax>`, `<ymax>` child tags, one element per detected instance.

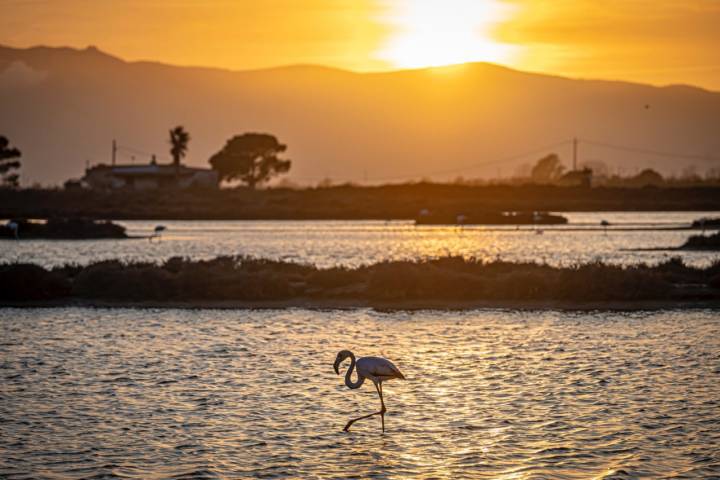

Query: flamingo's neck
<box><xmin>344</xmin><ymin>352</ymin><xmax>365</xmax><ymax>389</ymax></box>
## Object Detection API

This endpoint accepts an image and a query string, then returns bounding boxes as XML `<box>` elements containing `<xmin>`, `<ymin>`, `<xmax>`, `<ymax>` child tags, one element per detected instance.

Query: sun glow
<box><xmin>377</xmin><ymin>0</ymin><xmax>518</xmax><ymax>69</ymax></box>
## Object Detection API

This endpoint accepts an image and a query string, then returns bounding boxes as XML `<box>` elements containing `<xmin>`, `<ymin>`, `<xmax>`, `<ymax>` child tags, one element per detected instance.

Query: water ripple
<box><xmin>1</xmin><ymin>308</ymin><xmax>719</xmax><ymax>478</ymax></box>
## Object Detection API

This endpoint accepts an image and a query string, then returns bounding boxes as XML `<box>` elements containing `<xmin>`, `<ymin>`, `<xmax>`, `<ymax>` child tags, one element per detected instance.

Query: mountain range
<box><xmin>1</xmin><ymin>45</ymin><xmax>719</xmax><ymax>186</ymax></box>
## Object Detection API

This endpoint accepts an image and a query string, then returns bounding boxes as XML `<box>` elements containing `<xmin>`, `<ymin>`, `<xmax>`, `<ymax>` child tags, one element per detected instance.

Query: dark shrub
<box><xmin>306</xmin><ymin>267</ymin><xmax>364</xmax><ymax>290</ymax></box>
<box><xmin>163</xmin><ymin>256</ymin><xmax>188</xmax><ymax>274</ymax></box>
<box><xmin>52</xmin><ymin>263</ymin><xmax>84</xmax><ymax>278</ymax></box>
<box><xmin>559</xmin><ymin>264</ymin><xmax>671</xmax><ymax>301</ymax></box>
<box><xmin>706</xmin><ymin>260</ymin><xmax>720</xmax><ymax>278</ymax></box>
<box><xmin>366</xmin><ymin>262</ymin><xmax>426</xmax><ymax>300</ymax></box>
<box><xmin>492</xmin><ymin>269</ymin><xmax>553</xmax><ymax>300</ymax></box>
<box><xmin>654</xmin><ymin>257</ymin><xmax>701</xmax><ymax>283</ymax></box>
<box><xmin>682</xmin><ymin>232</ymin><xmax>720</xmax><ymax>250</ymax></box>
<box><xmin>169</xmin><ymin>257</ymin><xmax>295</xmax><ymax>300</ymax></box>
<box><xmin>0</xmin><ymin>264</ymin><xmax>71</xmax><ymax>300</ymax></box>
<box><xmin>365</xmin><ymin>260</ymin><xmax>486</xmax><ymax>300</ymax></box>
<box><xmin>73</xmin><ymin>261</ymin><xmax>176</xmax><ymax>300</ymax></box>
<box><xmin>237</xmin><ymin>256</ymin><xmax>315</xmax><ymax>279</ymax></box>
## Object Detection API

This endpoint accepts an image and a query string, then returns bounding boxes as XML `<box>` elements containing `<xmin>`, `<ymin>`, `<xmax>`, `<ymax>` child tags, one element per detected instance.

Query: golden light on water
<box><xmin>377</xmin><ymin>0</ymin><xmax>518</xmax><ymax>68</ymax></box>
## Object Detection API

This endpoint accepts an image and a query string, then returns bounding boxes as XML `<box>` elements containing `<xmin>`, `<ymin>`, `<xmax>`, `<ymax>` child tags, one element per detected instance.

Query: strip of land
<box><xmin>627</xmin><ymin>231</ymin><xmax>720</xmax><ymax>251</ymax></box>
<box><xmin>3</xmin><ymin>298</ymin><xmax>720</xmax><ymax>311</ymax></box>
<box><xmin>3</xmin><ymin>184</ymin><xmax>720</xmax><ymax>220</ymax></box>
<box><xmin>2</xmin><ymin>256</ymin><xmax>719</xmax><ymax>310</ymax></box>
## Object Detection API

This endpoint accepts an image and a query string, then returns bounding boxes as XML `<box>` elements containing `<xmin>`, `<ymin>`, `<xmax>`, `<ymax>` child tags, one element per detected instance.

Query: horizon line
<box><xmin>0</xmin><ymin>42</ymin><xmax>716</xmax><ymax>93</ymax></box>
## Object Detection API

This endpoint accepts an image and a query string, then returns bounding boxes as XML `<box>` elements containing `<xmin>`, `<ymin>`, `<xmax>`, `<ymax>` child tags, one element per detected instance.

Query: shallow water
<box><xmin>2</xmin><ymin>212</ymin><xmax>720</xmax><ymax>269</ymax></box>
<box><xmin>1</xmin><ymin>308</ymin><xmax>719</xmax><ymax>479</ymax></box>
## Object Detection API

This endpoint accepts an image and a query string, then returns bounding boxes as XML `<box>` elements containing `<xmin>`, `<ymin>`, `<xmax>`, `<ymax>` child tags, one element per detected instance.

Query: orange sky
<box><xmin>2</xmin><ymin>0</ymin><xmax>720</xmax><ymax>89</ymax></box>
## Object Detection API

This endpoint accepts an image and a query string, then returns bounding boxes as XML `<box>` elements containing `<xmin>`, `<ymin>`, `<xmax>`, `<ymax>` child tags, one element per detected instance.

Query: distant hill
<box><xmin>1</xmin><ymin>45</ymin><xmax>719</xmax><ymax>186</ymax></box>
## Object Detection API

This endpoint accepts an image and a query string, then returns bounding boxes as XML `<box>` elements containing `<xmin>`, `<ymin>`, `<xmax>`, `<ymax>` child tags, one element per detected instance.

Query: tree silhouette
<box><xmin>209</xmin><ymin>133</ymin><xmax>291</xmax><ymax>188</ymax></box>
<box><xmin>169</xmin><ymin>126</ymin><xmax>190</xmax><ymax>168</ymax></box>
<box><xmin>0</xmin><ymin>136</ymin><xmax>21</xmax><ymax>188</ymax></box>
<box><xmin>531</xmin><ymin>153</ymin><xmax>564</xmax><ymax>183</ymax></box>
<box><xmin>629</xmin><ymin>168</ymin><xmax>664</xmax><ymax>187</ymax></box>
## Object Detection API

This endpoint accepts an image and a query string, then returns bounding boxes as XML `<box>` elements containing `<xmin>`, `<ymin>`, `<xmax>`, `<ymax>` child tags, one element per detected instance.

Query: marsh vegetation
<box><xmin>3</xmin><ymin>255</ymin><xmax>719</xmax><ymax>306</ymax></box>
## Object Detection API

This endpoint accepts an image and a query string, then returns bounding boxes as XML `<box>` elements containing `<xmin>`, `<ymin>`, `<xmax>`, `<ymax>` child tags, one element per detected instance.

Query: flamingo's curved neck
<box><xmin>344</xmin><ymin>352</ymin><xmax>365</xmax><ymax>389</ymax></box>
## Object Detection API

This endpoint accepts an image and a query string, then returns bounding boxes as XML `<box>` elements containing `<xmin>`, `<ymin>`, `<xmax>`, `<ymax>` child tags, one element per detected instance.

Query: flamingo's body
<box><xmin>150</xmin><ymin>225</ymin><xmax>166</xmax><ymax>242</ymax></box>
<box><xmin>334</xmin><ymin>350</ymin><xmax>405</xmax><ymax>433</ymax></box>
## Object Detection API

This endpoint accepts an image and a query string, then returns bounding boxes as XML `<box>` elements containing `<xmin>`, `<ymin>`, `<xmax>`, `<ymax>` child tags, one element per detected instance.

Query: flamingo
<box><xmin>601</xmin><ymin>219</ymin><xmax>610</xmax><ymax>234</ymax></box>
<box><xmin>6</xmin><ymin>221</ymin><xmax>19</xmax><ymax>240</ymax></box>
<box><xmin>532</xmin><ymin>211</ymin><xmax>542</xmax><ymax>234</ymax></box>
<box><xmin>150</xmin><ymin>225</ymin><xmax>166</xmax><ymax>242</ymax></box>
<box><xmin>333</xmin><ymin>350</ymin><xmax>405</xmax><ymax>433</ymax></box>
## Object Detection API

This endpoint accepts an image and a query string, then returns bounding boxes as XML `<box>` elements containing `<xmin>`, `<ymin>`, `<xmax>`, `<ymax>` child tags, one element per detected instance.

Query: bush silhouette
<box><xmin>1</xmin><ymin>256</ymin><xmax>717</xmax><ymax>304</ymax></box>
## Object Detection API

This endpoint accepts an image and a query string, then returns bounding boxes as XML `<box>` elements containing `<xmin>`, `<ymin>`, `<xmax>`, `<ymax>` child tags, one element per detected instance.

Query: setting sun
<box><xmin>376</xmin><ymin>0</ymin><xmax>517</xmax><ymax>68</ymax></box>
<box><xmin>2</xmin><ymin>0</ymin><xmax>720</xmax><ymax>478</ymax></box>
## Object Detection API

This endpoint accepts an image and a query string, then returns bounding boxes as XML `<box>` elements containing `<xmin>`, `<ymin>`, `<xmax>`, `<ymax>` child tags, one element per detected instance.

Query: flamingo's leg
<box><xmin>343</xmin><ymin>411</ymin><xmax>381</xmax><ymax>432</ymax></box>
<box><xmin>343</xmin><ymin>381</ymin><xmax>387</xmax><ymax>433</ymax></box>
<box><xmin>375</xmin><ymin>381</ymin><xmax>387</xmax><ymax>433</ymax></box>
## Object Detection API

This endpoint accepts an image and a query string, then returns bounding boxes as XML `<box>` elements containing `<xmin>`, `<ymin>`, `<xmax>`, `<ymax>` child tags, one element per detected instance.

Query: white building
<box><xmin>83</xmin><ymin>163</ymin><xmax>218</xmax><ymax>190</ymax></box>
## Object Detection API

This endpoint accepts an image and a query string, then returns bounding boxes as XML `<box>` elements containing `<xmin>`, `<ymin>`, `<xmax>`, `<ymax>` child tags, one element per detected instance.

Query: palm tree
<box><xmin>0</xmin><ymin>136</ymin><xmax>21</xmax><ymax>188</ymax></box>
<box><xmin>169</xmin><ymin>126</ymin><xmax>190</xmax><ymax>170</ymax></box>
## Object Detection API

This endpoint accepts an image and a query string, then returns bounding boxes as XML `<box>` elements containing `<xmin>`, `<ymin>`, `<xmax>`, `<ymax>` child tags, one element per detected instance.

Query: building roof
<box><xmin>87</xmin><ymin>163</ymin><xmax>214</xmax><ymax>178</ymax></box>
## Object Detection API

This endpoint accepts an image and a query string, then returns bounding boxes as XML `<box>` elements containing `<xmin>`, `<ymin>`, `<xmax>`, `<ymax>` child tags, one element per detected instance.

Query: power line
<box><xmin>116</xmin><ymin>145</ymin><xmax>156</xmax><ymax>158</ymax></box>
<box><xmin>112</xmin><ymin>143</ymin><xmax>173</xmax><ymax>164</ymax></box>
<box><xmin>580</xmin><ymin>138</ymin><xmax>719</xmax><ymax>163</ymax></box>
<box><xmin>294</xmin><ymin>136</ymin><xmax>718</xmax><ymax>184</ymax></box>
<box><xmin>363</xmin><ymin>139</ymin><xmax>573</xmax><ymax>182</ymax></box>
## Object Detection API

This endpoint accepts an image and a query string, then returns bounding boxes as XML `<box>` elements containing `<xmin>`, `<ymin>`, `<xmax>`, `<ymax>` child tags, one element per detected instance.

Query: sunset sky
<box><xmin>2</xmin><ymin>0</ymin><xmax>720</xmax><ymax>89</ymax></box>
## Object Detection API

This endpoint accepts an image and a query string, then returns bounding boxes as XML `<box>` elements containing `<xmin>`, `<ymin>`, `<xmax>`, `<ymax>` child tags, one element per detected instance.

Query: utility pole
<box><xmin>112</xmin><ymin>139</ymin><xmax>117</xmax><ymax>166</ymax></box>
<box><xmin>573</xmin><ymin>137</ymin><xmax>578</xmax><ymax>171</ymax></box>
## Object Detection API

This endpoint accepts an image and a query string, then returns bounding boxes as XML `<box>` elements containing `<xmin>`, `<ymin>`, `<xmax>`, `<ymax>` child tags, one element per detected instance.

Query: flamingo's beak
<box><xmin>333</xmin><ymin>359</ymin><xmax>340</xmax><ymax>375</ymax></box>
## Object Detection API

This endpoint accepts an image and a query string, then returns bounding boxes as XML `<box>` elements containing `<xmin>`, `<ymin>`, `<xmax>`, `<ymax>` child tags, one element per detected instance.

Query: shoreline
<box><xmin>3</xmin><ymin>298</ymin><xmax>720</xmax><ymax>311</ymax></box>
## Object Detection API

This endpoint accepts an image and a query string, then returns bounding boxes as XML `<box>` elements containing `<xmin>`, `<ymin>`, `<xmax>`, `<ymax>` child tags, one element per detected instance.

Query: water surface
<box><xmin>2</xmin><ymin>212</ymin><xmax>719</xmax><ymax>268</ymax></box>
<box><xmin>1</xmin><ymin>308</ymin><xmax>719</xmax><ymax>478</ymax></box>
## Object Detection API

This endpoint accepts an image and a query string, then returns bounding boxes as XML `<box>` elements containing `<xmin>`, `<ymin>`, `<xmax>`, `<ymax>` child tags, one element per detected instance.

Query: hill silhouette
<box><xmin>1</xmin><ymin>45</ymin><xmax>719</xmax><ymax>186</ymax></box>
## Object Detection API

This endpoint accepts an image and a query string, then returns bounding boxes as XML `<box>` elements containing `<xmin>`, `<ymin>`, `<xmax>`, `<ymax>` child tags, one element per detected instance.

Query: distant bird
<box><xmin>601</xmin><ymin>219</ymin><xmax>611</xmax><ymax>233</ymax></box>
<box><xmin>150</xmin><ymin>225</ymin><xmax>166</xmax><ymax>242</ymax></box>
<box><xmin>6</xmin><ymin>221</ymin><xmax>19</xmax><ymax>240</ymax></box>
<box><xmin>532</xmin><ymin>211</ymin><xmax>543</xmax><ymax>234</ymax></box>
<box><xmin>334</xmin><ymin>350</ymin><xmax>405</xmax><ymax>433</ymax></box>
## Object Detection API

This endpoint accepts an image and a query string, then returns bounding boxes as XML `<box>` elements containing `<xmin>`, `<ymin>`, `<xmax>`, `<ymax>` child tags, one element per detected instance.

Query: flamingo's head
<box><xmin>333</xmin><ymin>350</ymin><xmax>352</xmax><ymax>375</ymax></box>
